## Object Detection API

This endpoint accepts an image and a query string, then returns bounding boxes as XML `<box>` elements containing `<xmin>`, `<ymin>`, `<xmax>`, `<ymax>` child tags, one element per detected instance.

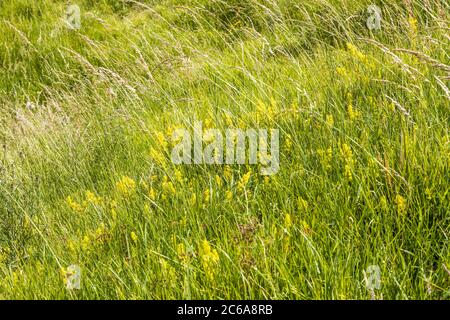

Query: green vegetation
<box><xmin>0</xmin><ymin>0</ymin><xmax>449</xmax><ymax>299</ymax></box>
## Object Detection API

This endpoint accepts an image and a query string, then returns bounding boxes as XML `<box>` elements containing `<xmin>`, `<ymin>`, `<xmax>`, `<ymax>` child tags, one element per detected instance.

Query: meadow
<box><xmin>0</xmin><ymin>0</ymin><xmax>449</xmax><ymax>299</ymax></box>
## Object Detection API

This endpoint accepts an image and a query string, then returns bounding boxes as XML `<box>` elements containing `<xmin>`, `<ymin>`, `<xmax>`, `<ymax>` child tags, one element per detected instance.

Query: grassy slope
<box><xmin>0</xmin><ymin>0</ymin><xmax>449</xmax><ymax>299</ymax></box>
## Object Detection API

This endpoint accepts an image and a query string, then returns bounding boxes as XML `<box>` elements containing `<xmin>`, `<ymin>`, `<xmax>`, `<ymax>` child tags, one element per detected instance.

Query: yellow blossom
<box><xmin>130</xmin><ymin>231</ymin><xmax>138</xmax><ymax>243</ymax></box>
<box><xmin>116</xmin><ymin>176</ymin><xmax>136</xmax><ymax>196</ymax></box>
<box><xmin>395</xmin><ymin>195</ymin><xmax>407</xmax><ymax>214</ymax></box>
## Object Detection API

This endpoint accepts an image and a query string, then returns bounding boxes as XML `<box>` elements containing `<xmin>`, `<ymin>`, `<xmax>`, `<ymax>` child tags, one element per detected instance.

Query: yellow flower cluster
<box><xmin>237</xmin><ymin>169</ymin><xmax>252</xmax><ymax>192</ymax></box>
<box><xmin>116</xmin><ymin>176</ymin><xmax>136</xmax><ymax>196</ymax></box>
<box><xmin>198</xmin><ymin>239</ymin><xmax>220</xmax><ymax>280</ymax></box>
<box><xmin>66</xmin><ymin>196</ymin><xmax>86</xmax><ymax>213</ymax></box>
<box><xmin>346</xmin><ymin>43</ymin><xmax>370</xmax><ymax>66</ymax></box>
<box><xmin>317</xmin><ymin>147</ymin><xmax>333</xmax><ymax>171</ymax></box>
<box><xmin>340</xmin><ymin>143</ymin><xmax>355</xmax><ymax>181</ymax></box>
<box><xmin>395</xmin><ymin>195</ymin><xmax>407</xmax><ymax>214</ymax></box>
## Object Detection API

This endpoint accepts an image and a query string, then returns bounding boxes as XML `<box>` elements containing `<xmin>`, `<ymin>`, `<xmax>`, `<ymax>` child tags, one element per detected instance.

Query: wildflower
<box><xmin>155</xmin><ymin>131</ymin><xmax>168</xmax><ymax>151</ymax></box>
<box><xmin>284</xmin><ymin>213</ymin><xmax>292</xmax><ymax>230</ymax></box>
<box><xmin>130</xmin><ymin>231</ymin><xmax>138</xmax><ymax>243</ymax></box>
<box><xmin>285</xmin><ymin>134</ymin><xmax>293</xmax><ymax>151</ymax></box>
<box><xmin>263</xmin><ymin>176</ymin><xmax>270</xmax><ymax>186</ymax></box>
<box><xmin>66</xmin><ymin>196</ymin><xmax>85</xmax><ymax>213</ymax></box>
<box><xmin>298</xmin><ymin>197</ymin><xmax>308</xmax><ymax>211</ymax></box>
<box><xmin>346</xmin><ymin>43</ymin><xmax>369</xmax><ymax>65</ymax></box>
<box><xmin>326</xmin><ymin>114</ymin><xmax>334</xmax><ymax>127</ymax></box>
<box><xmin>81</xmin><ymin>235</ymin><xmax>91</xmax><ymax>251</ymax></box>
<box><xmin>408</xmin><ymin>16</ymin><xmax>417</xmax><ymax>34</ymax></box>
<box><xmin>116</xmin><ymin>176</ymin><xmax>136</xmax><ymax>196</ymax></box>
<box><xmin>190</xmin><ymin>193</ymin><xmax>197</xmax><ymax>206</ymax></box>
<box><xmin>174</xmin><ymin>169</ymin><xmax>183</xmax><ymax>184</ymax></box>
<box><xmin>149</xmin><ymin>147</ymin><xmax>166</xmax><ymax>165</ymax></box>
<box><xmin>149</xmin><ymin>187</ymin><xmax>156</xmax><ymax>200</ymax></box>
<box><xmin>395</xmin><ymin>195</ymin><xmax>407</xmax><ymax>214</ymax></box>
<box><xmin>198</xmin><ymin>240</ymin><xmax>220</xmax><ymax>280</ymax></box>
<box><xmin>225</xmin><ymin>190</ymin><xmax>233</xmax><ymax>200</ymax></box>
<box><xmin>344</xmin><ymin>164</ymin><xmax>353</xmax><ymax>181</ymax></box>
<box><xmin>215</xmin><ymin>175</ymin><xmax>222</xmax><ymax>188</ymax></box>
<box><xmin>159</xmin><ymin>258</ymin><xmax>177</xmax><ymax>285</ymax></box>
<box><xmin>85</xmin><ymin>190</ymin><xmax>101</xmax><ymax>205</ymax></box>
<box><xmin>203</xmin><ymin>189</ymin><xmax>210</xmax><ymax>204</ymax></box>
<box><xmin>336</xmin><ymin>66</ymin><xmax>348</xmax><ymax>77</ymax></box>
<box><xmin>347</xmin><ymin>104</ymin><xmax>361</xmax><ymax>120</ymax></box>
<box><xmin>176</xmin><ymin>242</ymin><xmax>189</xmax><ymax>263</ymax></box>
<box><xmin>237</xmin><ymin>169</ymin><xmax>252</xmax><ymax>192</ymax></box>
<box><xmin>223</xmin><ymin>165</ymin><xmax>232</xmax><ymax>181</ymax></box>
<box><xmin>317</xmin><ymin>147</ymin><xmax>333</xmax><ymax>171</ymax></box>
<box><xmin>162</xmin><ymin>176</ymin><xmax>176</xmax><ymax>196</ymax></box>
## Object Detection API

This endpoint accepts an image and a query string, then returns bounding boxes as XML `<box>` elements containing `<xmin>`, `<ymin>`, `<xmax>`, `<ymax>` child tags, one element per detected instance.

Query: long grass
<box><xmin>0</xmin><ymin>0</ymin><xmax>449</xmax><ymax>299</ymax></box>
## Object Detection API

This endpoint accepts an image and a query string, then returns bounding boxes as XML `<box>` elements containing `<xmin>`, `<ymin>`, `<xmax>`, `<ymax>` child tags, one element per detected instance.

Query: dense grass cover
<box><xmin>0</xmin><ymin>0</ymin><xmax>449</xmax><ymax>299</ymax></box>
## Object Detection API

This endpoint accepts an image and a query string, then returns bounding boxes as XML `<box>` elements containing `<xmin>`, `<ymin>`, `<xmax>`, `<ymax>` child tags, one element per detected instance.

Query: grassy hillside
<box><xmin>0</xmin><ymin>0</ymin><xmax>449</xmax><ymax>299</ymax></box>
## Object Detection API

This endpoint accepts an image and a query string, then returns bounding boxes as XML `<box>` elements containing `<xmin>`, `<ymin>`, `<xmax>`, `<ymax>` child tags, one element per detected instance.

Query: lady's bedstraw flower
<box><xmin>66</xmin><ymin>196</ymin><xmax>85</xmax><ymax>213</ymax></box>
<box><xmin>198</xmin><ymin>240</ymin><xmax>220</xmax><ymax>280</ymax></box>
<box><xmin>116</xmin><ymin>176</ymin><xmax>136</xmax><ymax>196</ymax></box>
<box><xmin>395</xmin><ymin>195</ymin><xmax>407</xmax><ymax>214</ymax></box>
<box><xmin>237</xmin><ymin>169</ymin><xmax>252</xmax><ymax>192</ymax></box>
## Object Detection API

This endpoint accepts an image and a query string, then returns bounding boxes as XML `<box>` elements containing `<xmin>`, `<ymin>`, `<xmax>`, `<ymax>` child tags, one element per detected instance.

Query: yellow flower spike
<box><xmin>85</xmin><ymin>190</ymin><xmax>102</xmax><ymax>205</ymax></box>
<box><xmin>149</xmin><ymin>147</ymin><xmax>166</xmax><ymax>165</ymax></box>
<box><xmin>284</xmin><ymin>213</ymin><xmax>292</xmax><ymax>230</ymax></box>
<box><xmin>298</xmin><ymin>197</ymin><xmax>309</xmax><ymax>211</ymax></box>
<box><xmin>189</xmin><ymin>193</ymin><xmax>197</xmax><ymax>206</ymax></box>
<box><xmin>223</xmin><ymin>165</ymin><xmax>232</xmax><ymax>181</ymax></box>
<box><xmin>116</xmin><ymin>176</ymin><xmax>136</xmax><ymax>197</ymax></box>
<box><xmin>326</xmin><ymin>114</ymin><xmax>334</xmax><ymax>127</ymax></box>
<box><xmin>395</xmin><ymin>195</ymin><xmax>407</xmax><ymax>214</ymax></box>
<box><xmin>174</xmin><ymin>169</ymin><xmax>183</xmax><ymax>184</ymax></box>
<box><xmin>225</xmin><ymin>190</ymin><xmax>233</xmax><ymax>200</ymax></box>
<box><xmin>149</xmin><ymin>187</ymin><xmax>156</xmax><ymax>201</ymax></box>
<box><xmin>237</xmin><ymin>169</ymin><xmax>252</xmax><ymax>192</ymax></box>
<box><xmin>66</xmin><ymin>196</ymin><xmax>85</xmax><ymax>213</ymax></box>
<box><xmin>203</xmin><ymin>189</ymin><xmax>210</xmax><ymax>203</ymax></box>
<box><xmin>130</xmin><ymin>231</ymin><xmax>138</xmax><ymax>243</ymax></box>
<box><xmin>215</xmin><ymin>175</ymin><xmax>222</xmax><ymax>188</ymax></box>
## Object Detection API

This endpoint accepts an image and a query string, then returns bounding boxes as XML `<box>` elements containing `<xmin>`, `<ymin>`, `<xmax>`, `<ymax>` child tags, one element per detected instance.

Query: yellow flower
<box><xmin>154</xmin><ymin>131</ymin><xmax>168</xmax><ymax>150</ymax></box>
<box><xmin>225</xmin><ymin>190</ymin><xmax>233</xmax><ymax>200</ymax></box>
<box><xmin>237</xmin><ymin>169</ymin><xmax>252</xmax><ymax>192</ymax></box>
<box><xmin>177</xmin><ymin>242</ymin><xmax>189</xmax><ymax>263</ymax></box>
<box><xmin>198</xmin><ymin>240</ymin><xmax>220</xmax><ymax>280</ymax></box>
<box><xmin>203</xmin><ymin>189</ymin><xmax>210</xmax><ymax>204</ymax></box>
<box><xmin>284</xmin><ymin>213</ymin><xmax>292</xmax><ymax>230</ymax></box>
<box><xmin>336</xmin><ymin>66</ymin><xmax>348</xmax><ymax>77</ymax></box>
<box><xmin>347</xmin><ymin>104</ymin><xmax>361</xmax><ymax>120</ymax></box>
<box><xmin>223</xmin><ymin>165</ymin><xmax>233</xmax><ymax>181</ymax></box>
<box><xmin>346</xmin><ymin>42</ymin><xmax>369</xmax><ymax>65</ymax></box>
<box><xmin>149</xmin><ymin>187</ymin><xmax>156</xmax><ymax>200</ymax></box>
<box><xmin>85</xmin><ymin>190</ymin><xmax>102</xmax><ymax>205</ymax></box>
<box><xmin>150</xmin><ymin>147</ymin><xmax>166</xmax><ymax>165</ymax></box>
<box><xmin>285</xmin><ymin>134</ymin><xmax>293</xmax><ymax>151</ymax></box>
<box><xmin>66</xmin><ymin>196</ymin><xmax>85</xmax><ymax>213</ymax></box>
<box><xmin>159</xmin><ymin>258</ymin><xmax>177</xmax><ymax>285</ymax></box>
<box><xmin>162</xmin><ymin>176</ymin><xmax>176</xmax><ymax>196</ymax></box>
<box><xmin>116</xmin><ymin>176</ymin><xmax>136</xmax><ymax>196</ymax></box>
<box><xmin>174</xmin><ymin>169</ymin><xmax>183</xmax><ymax>183</ymax></box>
<box><xmin>130</xmin><ymin>231</ymin><xmax>138</xmax><ymax>243</ymax></box>
<box><xmin>395</xmin><ymin>195</ymin><xmax>407</xmax><ymax>214</ymax></box>
<box><xmin>326</xmin><ymin>114</ymin><xmax>334</xmax><ymax>127</ymax></box>
<box><xmin>215</xmin><ymin>175</ymin><xmax>222</xmax><ymax>188</ymax></box>
<box><xmin>297</xmin><ymin>197</ymin><xmax>308</xmax><ymax>211</ymax></box>
<box><xmin>190</xmin><ymin>193</ymin><xmax>197</xmax><ymax>206</ymax></box>
<box><xmin>408</xmin><ymin>16</ymin><xmax>418</xmax><ymax>33</ymax></box>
